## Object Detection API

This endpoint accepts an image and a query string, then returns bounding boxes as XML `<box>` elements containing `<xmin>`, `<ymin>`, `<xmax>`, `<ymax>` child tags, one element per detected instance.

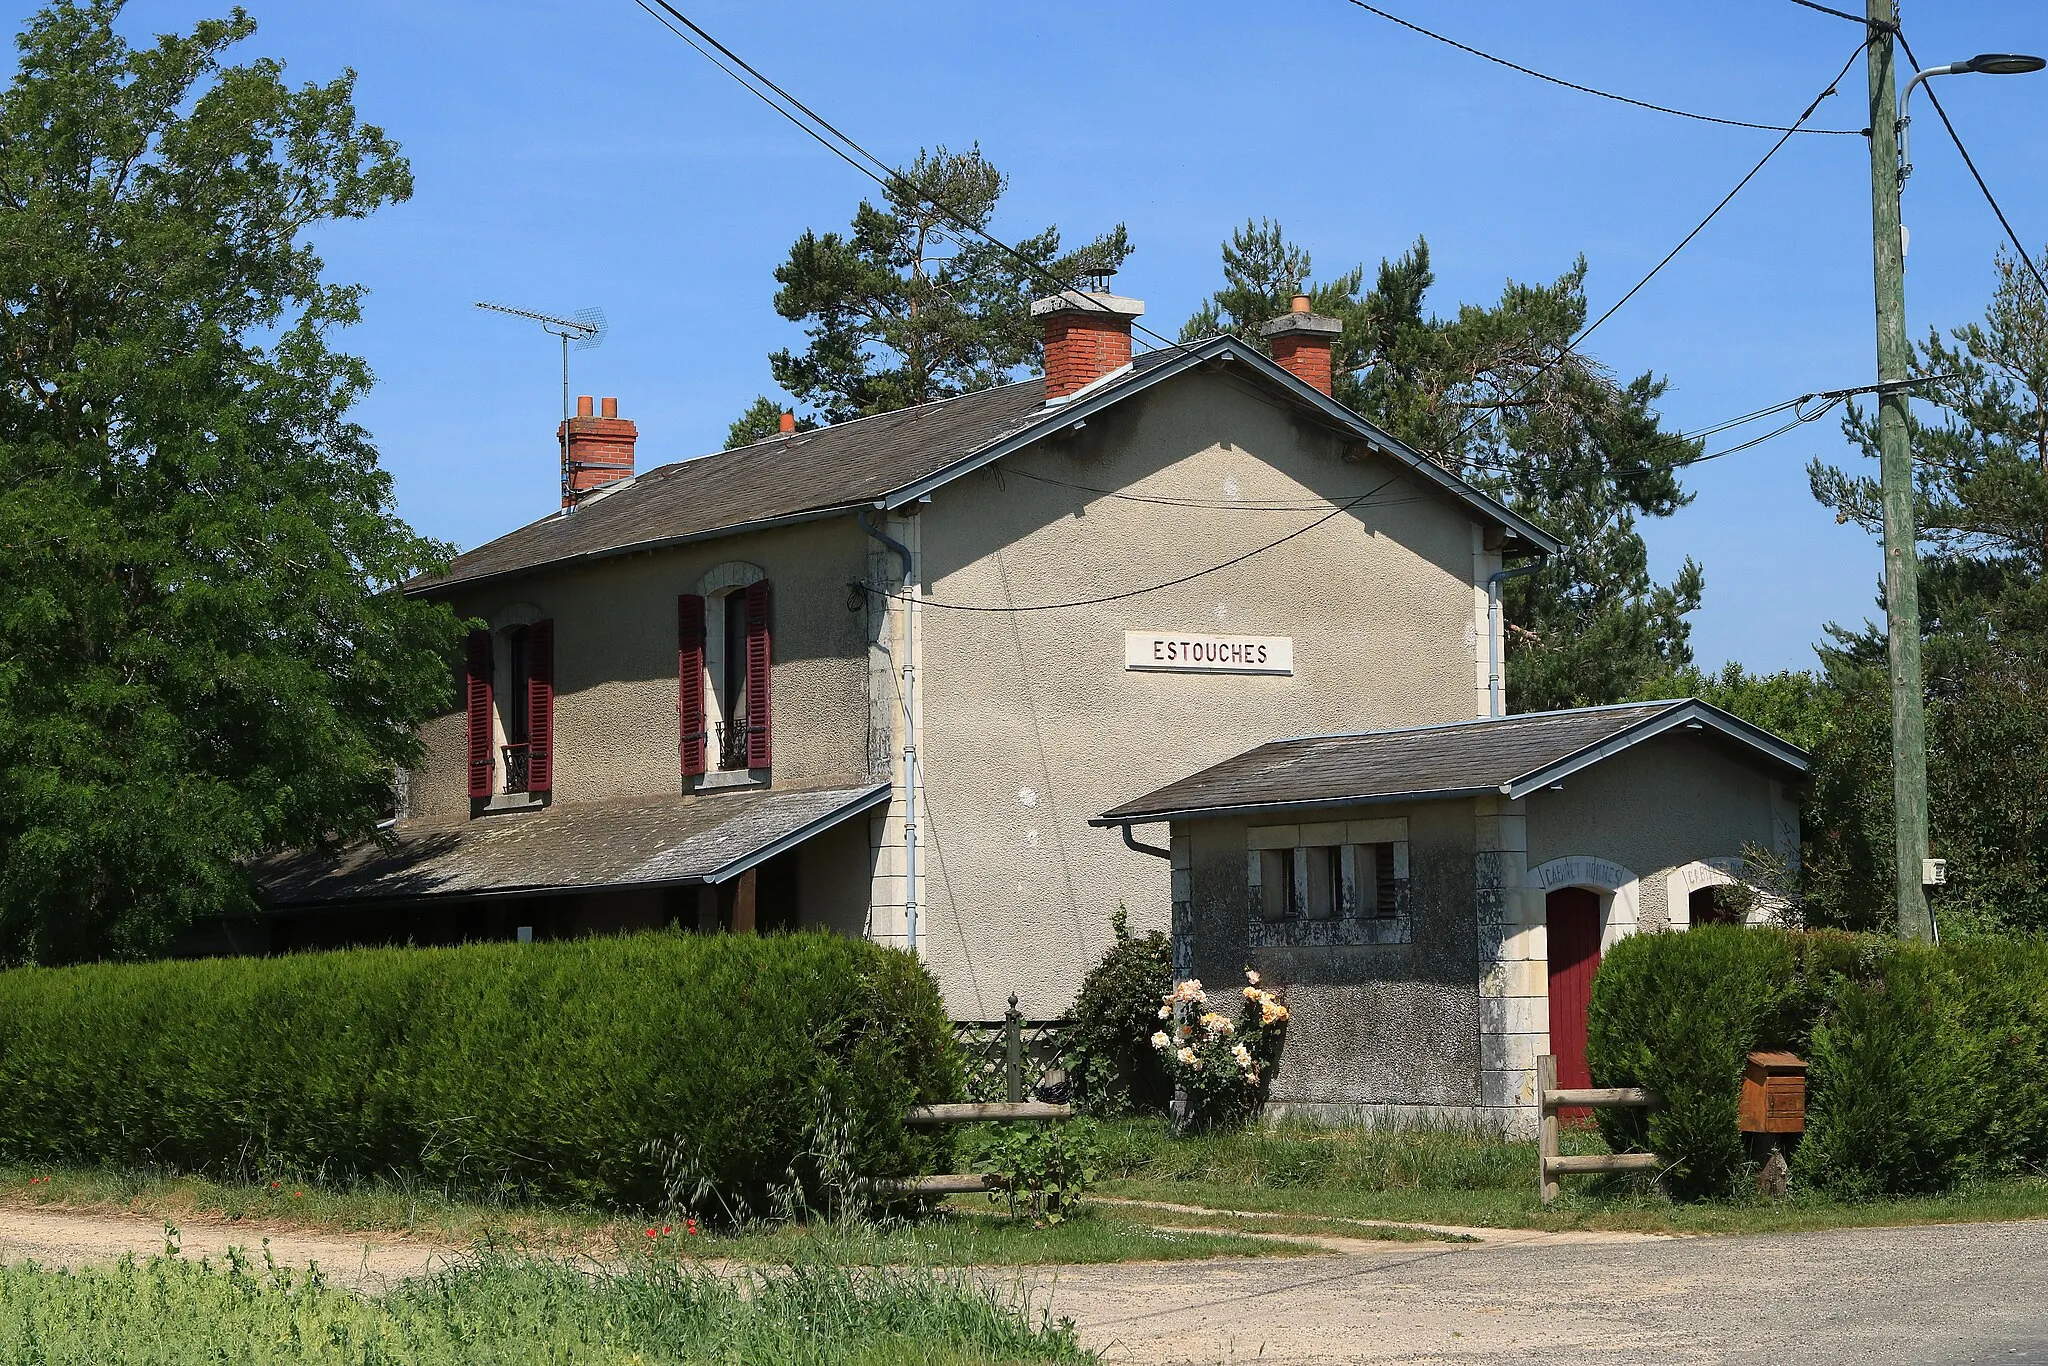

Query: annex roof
<box><xmin>258</xmin><ymin>781</ymin><xmax>889</xmax><ymax>908</ymax></box>
<box><xmin>1093</xmin><ymin>699</ymin><xmax>1809</xmax><ymax>826</ymax></box>
<box><xmin>412</xmin><ymin>337</ymin><xmax>1558</xmax><ymax>594</ymax></box>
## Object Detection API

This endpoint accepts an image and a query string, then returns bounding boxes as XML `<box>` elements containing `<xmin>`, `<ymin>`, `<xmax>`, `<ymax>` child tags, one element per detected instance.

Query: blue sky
<box><xmin>28</xmin><ymin>1</ymin><xmax>2048</xmax><ymax>672</ymax></box>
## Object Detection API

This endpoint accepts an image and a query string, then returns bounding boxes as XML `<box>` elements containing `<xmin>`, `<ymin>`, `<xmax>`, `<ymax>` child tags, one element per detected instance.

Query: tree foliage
<box><xmin>1803</xmin><ymin>248</ymin><xmax>2048</xmax><ymax>936</ymax></box>
<box><xmin>0</xmin><ymin>2</ymin><xmax>460</xmax><ymax>961</ymax></box>
<box><xmin>724</xmin><ymin>395</ymin><xmax>817</xmax><ymax>450</ymax></box>
<box><xmin>747</xmin><ymin>145</ymin><xmax>1131</xmax><ymax>426</ymax></box>
<box><xmin>1182</xmin><ymin>220</ymin><xmax>1704</xmax><ymax>711</ymax></box>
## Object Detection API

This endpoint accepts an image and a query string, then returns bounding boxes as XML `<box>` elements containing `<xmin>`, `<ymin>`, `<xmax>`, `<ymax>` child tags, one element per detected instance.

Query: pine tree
<box><xmin>741</xmin><ymin>145</ymin><xmax>1131</xmax><ymax>427</ymax></box>
<box><xmin>1806</xmin><ymin>248</ymin><xmax>2048</xmax><ymax>934</ymax></box>
<box><xmin>0</xmin><ymin>2</ymin><xmax>460</xmax><ymax>961</ymax></box>
<box><xmin>1183</xmin><ymin>221</ymin><xmax>1703</xmax><ymax>710</ymax></box>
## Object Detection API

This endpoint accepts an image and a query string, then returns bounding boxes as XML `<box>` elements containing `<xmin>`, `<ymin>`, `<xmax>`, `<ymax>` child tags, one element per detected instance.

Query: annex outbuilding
<box><xmin>1094</xmin><ymin>698</ymin><xmax>1807</xmax><ymax>1132</ymax></box>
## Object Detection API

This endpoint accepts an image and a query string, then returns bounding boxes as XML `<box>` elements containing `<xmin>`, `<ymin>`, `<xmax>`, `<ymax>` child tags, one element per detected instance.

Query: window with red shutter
<box><xmin>465</xmin><ymin>628</ymin><xmax>494</xmax><ymax>799</ymax></box>
<box><xmin>678</xmin><ymin>594</ymin><xmax>707</xmax><ymax>777</ymax></box>
<box><xmin>744</xmin><ymin>580</ymin><xmax>772</xmax><ymax>769</ymax></box>
<box><xmin>526</xmin><ymin>619</ymin><xmax>554</xmax><ymax>794</ymax></box>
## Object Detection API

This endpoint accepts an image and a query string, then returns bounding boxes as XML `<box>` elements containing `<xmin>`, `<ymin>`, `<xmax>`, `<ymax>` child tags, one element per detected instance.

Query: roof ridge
<box><xmin>1268</xmin><ymin>699</ymin><xmax>1683</xmax><ymax>747</ymax></box>
<box><xmin>714</xmin><ymin>372</ymin><xmax>1046</xmax><ymax>460</ymax></box>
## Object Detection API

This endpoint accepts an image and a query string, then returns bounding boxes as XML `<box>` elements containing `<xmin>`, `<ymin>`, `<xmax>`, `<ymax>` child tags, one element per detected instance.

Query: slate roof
<box><xmin>1094</xmin><ymin>700</ymin><xmax>1809</xmax><ymax>825</ymax></box>
<box><xmin>258</xmin><ymin>781</ymin><xmax>889</xmax><ymax>908</ymax></box>
<box><xmin>412</xmin><ymin>337</ymin><xmax>1558</xmax><ymax>594</ymax></box>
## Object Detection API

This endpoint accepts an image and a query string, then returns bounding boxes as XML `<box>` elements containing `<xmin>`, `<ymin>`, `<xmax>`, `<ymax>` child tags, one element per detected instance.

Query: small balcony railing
<box><xmin>500</xmin><ymin>742</ymin><xmax>530</xmax><ymax>793</ymax></box>
<box><xmin>715</xmin><ymin>715</ymin><xmax>751</xmax><ymax>771</ymax></box>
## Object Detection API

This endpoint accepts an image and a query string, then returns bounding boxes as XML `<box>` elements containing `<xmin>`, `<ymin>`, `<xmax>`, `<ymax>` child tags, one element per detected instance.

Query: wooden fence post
<box><xmin>1538</xmin><ymin>1052</ymin><xmax>1560</xmax><ymax>1206</ymax></box>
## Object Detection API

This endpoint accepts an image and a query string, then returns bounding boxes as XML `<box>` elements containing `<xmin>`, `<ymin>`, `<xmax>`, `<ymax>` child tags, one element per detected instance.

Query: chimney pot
<box><xmin>1030</xmin><ymin>288</ymin><xmax>1145</xmax><ymax>401</ymax></box>
<box><xmin>778</xmin><ymin>410</ymin><xmax>796</xmax><ymax>434</ymax></box>
<box><xmin>576</xmin><ymin>395</ymin><xmax>595</xmax><ymax>418</ymax></box>
<box><xmin>600</xmin><ymin>396</ymin><xmax>618</xmax><ymax>418</ymax></box>
<box><xmin>1290</xmin><ymin>293</ymin><xmax>1312</xmax><ymax>314</ymax></box>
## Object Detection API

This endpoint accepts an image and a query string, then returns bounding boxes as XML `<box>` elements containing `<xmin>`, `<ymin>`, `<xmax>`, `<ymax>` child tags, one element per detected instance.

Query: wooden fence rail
<box><xmin>1538</xmin><ymin>1054</ymin><xmax>1664</xmax><ymax>1204</ymax></box>
<box><xmin>869</xmin><ymin>1096</ymin><xmax>1075</xmax><ymax>1198</ymax></box>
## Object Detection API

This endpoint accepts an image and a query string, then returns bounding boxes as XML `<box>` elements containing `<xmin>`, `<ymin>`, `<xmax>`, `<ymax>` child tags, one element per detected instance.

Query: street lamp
<box><xmin>1864</xmin><ymin>14</ymin><xmax>2045</xmax><ymax>941</ymax></box>
<box><xmin>1899</xmin><ymin>54</ymin><xmax>2046</xmax><ymax>193</ymax></box>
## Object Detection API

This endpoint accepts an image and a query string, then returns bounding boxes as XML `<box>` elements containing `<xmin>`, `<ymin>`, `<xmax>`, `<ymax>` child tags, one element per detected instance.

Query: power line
<box><xmin>1450</xmin><ymin>39</ymin><xmax>1871</xmax><ymax>476</ymax></box>
<box><xmin>859</xmin><ymin>476</ymin><xmax>1405</xmax><ymax>614</ymax></box>
<box><xmin>631</xmin><ymin>0</ymin><xmax>1199</xmax><ymax>362</ymax></box>
<box><xmin>1339</xmin><ymin>0</ymin><xmax>1862</xmax><ymax>135</ymax></box>
<box><xmin>1786</xmin><ymin>0</ymin><xmax>1896</xmax><ymax>32</ymax></box>
<box><xmin>1894</xmin><ymin>29</ymin><xmax>2048</xmax><ymax>303</ymax></box>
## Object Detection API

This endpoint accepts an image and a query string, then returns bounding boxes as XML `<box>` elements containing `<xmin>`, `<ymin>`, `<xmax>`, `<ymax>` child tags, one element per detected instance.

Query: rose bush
<box><xmin>1150</xmin><ymin>970</ymin><xmax>1288</xmax><ymax>1129</ymax></box>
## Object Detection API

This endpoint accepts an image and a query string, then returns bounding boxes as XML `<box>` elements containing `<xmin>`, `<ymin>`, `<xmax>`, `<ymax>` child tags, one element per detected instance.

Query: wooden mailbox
<box><xmin>1738</xmin><ymin>1051</ymin><xmax>1807</xmax><ymax>1134</ymax></box>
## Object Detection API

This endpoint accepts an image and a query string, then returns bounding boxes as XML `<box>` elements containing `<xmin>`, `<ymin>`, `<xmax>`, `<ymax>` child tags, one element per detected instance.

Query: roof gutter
<box><xmin>405</xmin><ymin>503</ymin><xmax>862</xmax><ymax>598</ymax></box>
<box><xmin>1118</xmin><ymin>822</ymin><xmax>1171</xmax><ymax>859</ymax></box>
<box><xmin>1092</xmin><ymin>785</ymin><xmax>1500</xmax><ymax>829</ymax></box>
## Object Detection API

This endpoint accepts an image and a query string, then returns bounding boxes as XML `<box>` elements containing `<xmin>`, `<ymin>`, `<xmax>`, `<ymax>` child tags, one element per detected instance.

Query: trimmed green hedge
<box><xmin>1588</xmin><ymin>926</ymin><xmax>2048</xmax><ymax>1198</ymax></box>
<box><xmin>0</xmin><ymin>931</ymin><xmax>960</xmax><ymax>1213</ymax></box>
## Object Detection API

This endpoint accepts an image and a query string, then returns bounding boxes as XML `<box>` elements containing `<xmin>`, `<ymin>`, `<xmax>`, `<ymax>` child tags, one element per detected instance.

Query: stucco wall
<box><xmin>915</xmin><ymin>373</ymin><xmax>1493</xmax><ymax>1016</ymax></box>
<box><xmin>406</xmin><ymin>516</ymin><xmax>874</xmax><ymax>826</ymax></box>
<box><xmin>1525</xmin><ymin>732</ymin><xmax>1789</xmax><ymax>927</ymax></box>
<box><xmin>1177</xmin><ymin>800</ymin><xmax>1483</xmax><ymax>1116</ymax></box>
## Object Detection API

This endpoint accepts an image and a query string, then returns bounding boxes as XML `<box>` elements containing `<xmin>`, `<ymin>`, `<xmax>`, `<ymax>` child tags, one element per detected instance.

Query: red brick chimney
<box><xmin>1031</xmin><ymin>287</ymin><xmax>1145</xmax><ymax>401</ymax></box>
<box><xmin>559</xmin><ymin>395</ymin><xmax>636</xmax><ymax>509</ymax></box>
<box><xmin>1260</xmin><ymin>295</ymin><xmax>1344</xmax><ymax>396</ymax></box>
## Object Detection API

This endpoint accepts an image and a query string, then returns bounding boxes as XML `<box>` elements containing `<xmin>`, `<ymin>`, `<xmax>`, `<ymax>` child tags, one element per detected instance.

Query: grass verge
<box><xmin>0</xmin><ymin>1252</ymin><xmax>1096</xmax><ymax>1365</ymax></box>
<box><xmin>0</xmin><ymin>1164</ymin><xmax>1318</xmax><ymax>1266</ymax></box>
<box><xmin>1090</xmin><ymin>1118</ymin><xmax>2048</xmax><ymax>1235</ymax></box>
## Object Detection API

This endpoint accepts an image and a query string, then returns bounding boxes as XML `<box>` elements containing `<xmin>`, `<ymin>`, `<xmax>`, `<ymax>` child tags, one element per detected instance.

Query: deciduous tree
<box><xmin>0</xmin><ymin>2</ymin><xmax>459</xmax><ymax>961</ymax></box>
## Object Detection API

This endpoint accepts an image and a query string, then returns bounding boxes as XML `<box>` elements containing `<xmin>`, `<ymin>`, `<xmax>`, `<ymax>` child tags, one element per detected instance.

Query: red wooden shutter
<box><xmin>745</xmin><ymin>580</ymin><xmax>773</xmax><ymax>769</ymax></box>
<box><xmin>678</xmin><ymin>594</ymin><xmax>707</xmax><ymax>777</ymax></box>
<box><xmin>465</xmin><ymin>628</ymin><xmax>494</xmax><ymax>799</ymax></box>
<box><xmin>525</xmin><ymin>619</ymin><xmax>554</xmax><ymax>794</ymax></box>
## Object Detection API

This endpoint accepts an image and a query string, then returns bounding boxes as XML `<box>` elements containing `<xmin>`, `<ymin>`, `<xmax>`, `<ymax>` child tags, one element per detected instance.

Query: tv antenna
<box><xmin>473</xmin><ymin>301</ymin><xmax>608</xmax><ymax>424</ymax></box>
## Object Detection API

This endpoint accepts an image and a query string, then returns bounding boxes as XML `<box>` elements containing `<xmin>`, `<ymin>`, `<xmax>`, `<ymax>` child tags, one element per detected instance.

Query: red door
<box><xmin>1546</xmin><ymin>887</ymin><xmax>1603</xmax><ymax>1108</ymax></box>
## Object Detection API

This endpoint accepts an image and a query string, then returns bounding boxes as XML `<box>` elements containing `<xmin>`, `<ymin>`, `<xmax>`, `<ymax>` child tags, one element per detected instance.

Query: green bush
<box><xmin>0</xmin><ymin>931</ymin><xmax>959</xmax><ymax>1214</ymax></box>
<box><xmin>1062</xmin><ymin>907</ymin><xmax>1172</xmax><ymax>1115</ymax></box>
<box><xmin>1589</xmin><ymin>926</ymin><xmax>2048</xmax><ymax>1199</ymax></box>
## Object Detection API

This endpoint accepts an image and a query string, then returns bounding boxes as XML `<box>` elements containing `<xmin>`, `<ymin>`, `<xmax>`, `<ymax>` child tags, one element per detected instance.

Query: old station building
<box><xmin>259</xmin><ymin>281</ymin><xmax>1802</xmax><ymax>1130</ymax></box>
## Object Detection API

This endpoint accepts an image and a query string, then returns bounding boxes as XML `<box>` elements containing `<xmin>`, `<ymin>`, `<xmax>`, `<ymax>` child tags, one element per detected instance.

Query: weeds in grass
<box><xmin>0</xmin><ymin>1251</ymin><xmax>1098</xmax><ymax>1364</ymax></box>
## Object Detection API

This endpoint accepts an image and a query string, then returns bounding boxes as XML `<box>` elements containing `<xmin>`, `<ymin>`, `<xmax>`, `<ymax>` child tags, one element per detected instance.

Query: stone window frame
<box><xmin>1246</xmin><ymin>817</ymin><xmax>1411</xmax><ymax>947</ymax></box>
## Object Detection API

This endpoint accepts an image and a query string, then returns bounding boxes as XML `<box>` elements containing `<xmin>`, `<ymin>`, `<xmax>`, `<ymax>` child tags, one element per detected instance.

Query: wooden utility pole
<box><xmin>1866</xmin><ymin>0</ymin><xmax>1933</xmax><ymax>940</ymax></box>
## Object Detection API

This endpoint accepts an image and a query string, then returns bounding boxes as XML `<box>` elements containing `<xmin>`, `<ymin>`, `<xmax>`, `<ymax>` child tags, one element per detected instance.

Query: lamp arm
<box><xmin>1897</xmin><ymin>64</ymin><xmax>1965</xmax><ymax>192</ymax></box>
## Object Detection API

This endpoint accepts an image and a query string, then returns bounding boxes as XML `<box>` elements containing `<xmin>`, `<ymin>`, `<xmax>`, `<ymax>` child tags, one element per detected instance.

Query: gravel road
<box><xmin>0</xmin><ymin>1207</ymin><xmax>459</xmax><ymax>1292</ymax></box>
<box><xmin>1022</xmin><ymin>1218</ymin><xmax>2048</xmax><ymax>1365</ymax></box>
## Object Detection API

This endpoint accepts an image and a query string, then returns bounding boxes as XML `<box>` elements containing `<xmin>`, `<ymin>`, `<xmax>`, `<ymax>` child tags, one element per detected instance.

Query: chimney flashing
<box><xmin>1043</xmin><ymin>359</ymin><xmax>1134</xmax><ymax>408</ymax></box>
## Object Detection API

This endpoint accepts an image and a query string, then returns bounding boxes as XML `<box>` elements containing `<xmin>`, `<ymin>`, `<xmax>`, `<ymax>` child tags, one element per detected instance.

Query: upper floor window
<box><xmin>679</xmin><ymin>579</ymin><xmax>772</xmax><ymax>779</ymax></box>
<box><xmin>465</xmin><ymin>619</ymin><xmax>553</xmax><ymax>801</ymax></box>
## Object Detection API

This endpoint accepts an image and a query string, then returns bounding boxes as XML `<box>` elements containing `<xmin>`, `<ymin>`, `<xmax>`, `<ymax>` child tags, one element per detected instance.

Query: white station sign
<box><xmin>1125</xmin><ymin>631</ymin><xmax>1293</xmax><ymax>676</ymax></box>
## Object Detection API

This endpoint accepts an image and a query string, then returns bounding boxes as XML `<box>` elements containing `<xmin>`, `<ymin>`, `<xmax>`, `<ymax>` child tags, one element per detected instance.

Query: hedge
<box><xmin>1588</xmin><ymin>926</ymin><xmax>2048</xmax><ymax>1198</ymax></box>
<box><xmin>0</xmin><ymin>931</ymin><xmax>960</xmax><ymax>1213</ymax></box>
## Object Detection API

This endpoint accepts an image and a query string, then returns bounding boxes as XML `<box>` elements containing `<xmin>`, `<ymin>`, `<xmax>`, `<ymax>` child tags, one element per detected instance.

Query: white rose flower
<box><xmin>1151</xmin><ymin>1031</ymin><xmax>1170</xmax><ymax>1050</ymax></box>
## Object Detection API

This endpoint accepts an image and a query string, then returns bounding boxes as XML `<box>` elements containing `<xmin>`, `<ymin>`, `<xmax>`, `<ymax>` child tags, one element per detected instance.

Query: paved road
<box><xmin>2</xmin><ymin>1204</ymin><xmax>2042</xmax><ymax>1362</ymax></box>
<box><xmin>1021</xmin><ymin>1219</ymin><xmax>2048</xmax><ymax>1365</ymax></box>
